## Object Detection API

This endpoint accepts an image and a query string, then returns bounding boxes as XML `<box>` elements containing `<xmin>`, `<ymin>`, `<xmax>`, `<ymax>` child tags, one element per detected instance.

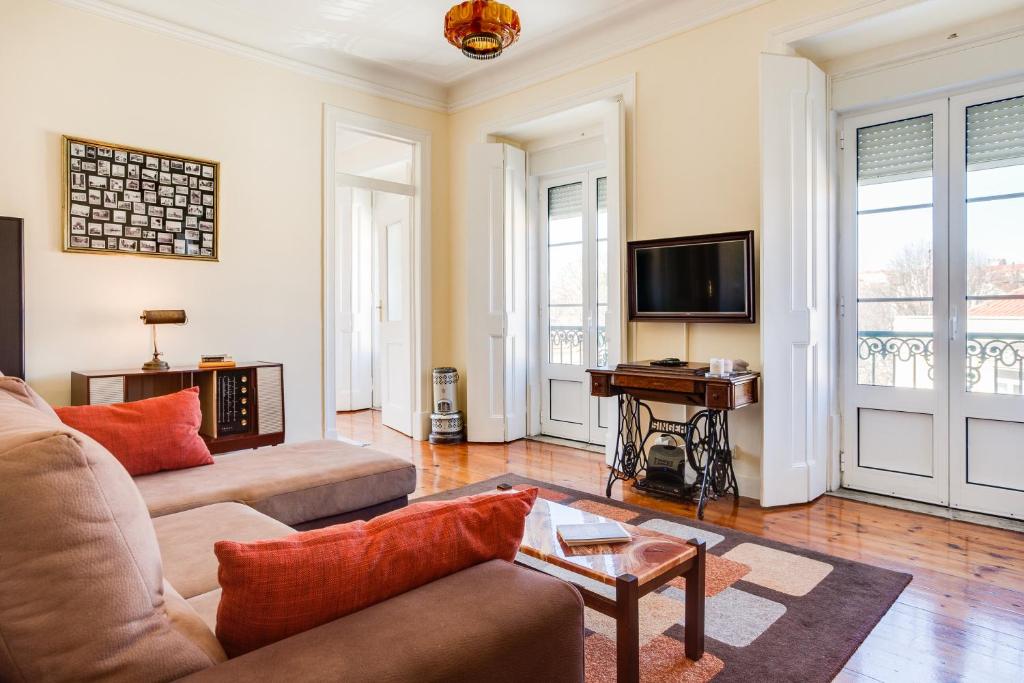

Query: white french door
<box><xmin>841</xmin><ymin>83</ymin><xmax>1024</xmax><ymax>519</ymax></box>
<box><xmin>540</xmin><ymin>169</ymin><xmax>610</xmax><ymax>444</ymax></box>
<box><xmin>948</xmin><ymin>84</ymin><xmax>1024</xmax><ymax>518</ymax></box>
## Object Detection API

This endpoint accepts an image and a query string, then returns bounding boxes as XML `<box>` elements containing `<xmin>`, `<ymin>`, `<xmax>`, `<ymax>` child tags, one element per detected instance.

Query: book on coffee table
<box><xmin>556</xmin><ymin>522</ymin><xmax>631</xmax><ymax>547</ymax></box>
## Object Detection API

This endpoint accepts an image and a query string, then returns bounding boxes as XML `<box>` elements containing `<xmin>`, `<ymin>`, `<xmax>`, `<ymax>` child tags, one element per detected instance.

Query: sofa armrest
<box><xmin>179</xmin><ymin>560</ymin><xmax>584</xmax><ymax>683</ymax></box>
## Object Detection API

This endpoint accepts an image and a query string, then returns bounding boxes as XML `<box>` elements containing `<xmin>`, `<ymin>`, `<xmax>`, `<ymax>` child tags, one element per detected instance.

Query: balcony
<box><xmin>549</xmin><ymin>326</ymin><xmax>607</xmax><ymax>367</ymax></box>
<box><xmin>858</xmin><ymin>331</ymin><xmax>1024</xmax><ymax>394</ymax></box>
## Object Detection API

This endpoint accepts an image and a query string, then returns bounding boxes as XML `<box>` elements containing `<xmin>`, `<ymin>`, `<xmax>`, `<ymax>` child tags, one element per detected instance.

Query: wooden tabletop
<box><xmin>518</xmin><ymin>498</ymin><xmax>697</xmax><ymax>586</ymax></box>
<box><xmin>70</xmin><ymin>361</ymin><xmax>280</xmax><ymax>377</ymax></box>
<box><xmin>588</xmin><ymin>361</ymin><xmax>759</xmax><ymax>410</ymax></box>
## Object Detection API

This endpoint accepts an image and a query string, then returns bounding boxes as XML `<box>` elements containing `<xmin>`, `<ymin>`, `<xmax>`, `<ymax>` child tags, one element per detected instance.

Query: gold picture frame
<box><xmin>62</xmin><ymin>135</ymin><xmax>219</xmax><ymax>261</ymax></box>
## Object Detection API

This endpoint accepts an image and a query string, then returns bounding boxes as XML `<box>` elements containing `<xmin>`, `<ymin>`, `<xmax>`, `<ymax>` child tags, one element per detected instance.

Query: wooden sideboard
<box><xmin>71</xmin><ymin>362</ymin><xmax>284</xmax><ymax>454</ymax></box>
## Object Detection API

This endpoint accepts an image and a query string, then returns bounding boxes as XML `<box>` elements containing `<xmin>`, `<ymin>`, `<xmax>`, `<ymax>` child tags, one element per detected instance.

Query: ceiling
<box><xmin>75</xmin><ymin>0</ymin><xmax>769</xmax><ymax>110</ymax></box>
<box><xmin>792</xmin><ymin>0</ymin><xmax>1024</xmax><ymax>65</ymax></box>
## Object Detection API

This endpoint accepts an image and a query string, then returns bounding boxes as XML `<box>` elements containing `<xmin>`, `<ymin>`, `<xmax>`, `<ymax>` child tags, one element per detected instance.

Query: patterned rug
<box><xmin>422</xmin><ymin>475</ymin><xmax>911</xmax><ymax>683</ymax></box>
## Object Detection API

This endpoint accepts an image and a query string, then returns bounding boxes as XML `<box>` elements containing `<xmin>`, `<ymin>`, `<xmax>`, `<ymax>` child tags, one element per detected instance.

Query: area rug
<box><xmin>421</xmin><ymin>475</ymin><xmax>911</xmax><ymax>683</ymax></box>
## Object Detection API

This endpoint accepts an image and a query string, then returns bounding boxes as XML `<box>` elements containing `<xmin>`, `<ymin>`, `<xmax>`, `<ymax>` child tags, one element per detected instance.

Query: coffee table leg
<box><xmin>683</xmin><ymin>541</ymin><xmax>707</xmax><ymax>660</ymax></box>
<box><xmin>615</xmin><ymin>573</ymin><xmax>640</xmax><ymax>683</ymax></box>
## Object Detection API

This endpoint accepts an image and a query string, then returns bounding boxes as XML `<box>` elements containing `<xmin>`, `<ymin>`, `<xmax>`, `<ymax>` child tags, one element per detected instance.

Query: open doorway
<box><xmin>323</xmin><ymin>107</ymin><xmax>431</xmax><ymax>440</ymax></box>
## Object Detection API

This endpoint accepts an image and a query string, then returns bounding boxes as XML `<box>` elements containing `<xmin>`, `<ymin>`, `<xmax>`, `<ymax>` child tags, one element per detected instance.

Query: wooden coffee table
<box><xmin>514</xmin><ymin>497</ymin><xmax>706</xmax><ymax>683</ymax></box>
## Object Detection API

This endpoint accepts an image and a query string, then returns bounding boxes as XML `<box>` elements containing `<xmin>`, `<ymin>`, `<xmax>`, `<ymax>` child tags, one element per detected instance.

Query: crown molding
<box><xmin>447</xmin><ymin>0</ymin><xmax>772</xmax><ymax>113</ymax></box>
<box><xmin>54</xmin><ymin>0</ymin><xmax>450</xmax><ymax>113</ymax></box>
<box><xmin>54</xmin><ymin>0</ymin><xmax>770</xmax><ymax>115</ymax></box>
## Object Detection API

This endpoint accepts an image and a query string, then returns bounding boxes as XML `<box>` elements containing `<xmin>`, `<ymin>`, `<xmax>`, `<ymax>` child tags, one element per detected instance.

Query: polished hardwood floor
<box><xmin>337</xmin><ymin>410</ymin><xmax>1024</xmax><ymax>682</ymax></box>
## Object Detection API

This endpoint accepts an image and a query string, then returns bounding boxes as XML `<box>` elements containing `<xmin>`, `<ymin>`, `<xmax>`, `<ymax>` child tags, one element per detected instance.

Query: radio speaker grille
<box><xmin>88</xmin><ymin>376</ymin><xmax>125</xmax><ymax>405</ymax></box>
<box><xmin>256</xmin><ymin>366</ymin><xmax>283</xmax><ymax>435</ymax></box>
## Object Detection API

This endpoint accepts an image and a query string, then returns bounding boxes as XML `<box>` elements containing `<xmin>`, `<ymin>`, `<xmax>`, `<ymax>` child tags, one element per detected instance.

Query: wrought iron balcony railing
<box><xmin>858</xmin><ymin>330</ymin><xmax>1024</xmax><ymax>393</ymax></box>
<box><xmin>549</xmin><ymin>325</ymin><xmax>607</xmax><ymax>366</ymax></box>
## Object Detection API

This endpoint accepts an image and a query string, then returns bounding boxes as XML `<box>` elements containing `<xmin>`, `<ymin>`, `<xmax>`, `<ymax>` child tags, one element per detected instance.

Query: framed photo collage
<box><xmin>62</xmin><ymin>135</ymin><xmax>218</xmax><ymax>260</ymax></box>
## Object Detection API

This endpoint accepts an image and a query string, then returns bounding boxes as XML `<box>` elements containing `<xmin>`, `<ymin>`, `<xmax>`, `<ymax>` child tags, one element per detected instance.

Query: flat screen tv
<box><xmin>628</xmin><ymin>230</ymin><xmax>754</xmax><ymax>323</ymax></box>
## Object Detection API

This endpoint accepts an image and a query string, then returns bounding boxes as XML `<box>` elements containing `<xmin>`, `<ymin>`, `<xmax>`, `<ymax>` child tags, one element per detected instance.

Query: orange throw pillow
<box><xmin>215</xmin><ymin>487</ymin><xmax>539</xmax><ymax>656</ymax></box>
<box><xmin>55</xmin><ymin>387</ymin><xmax>213</xmax><ymax>476</ymax></box>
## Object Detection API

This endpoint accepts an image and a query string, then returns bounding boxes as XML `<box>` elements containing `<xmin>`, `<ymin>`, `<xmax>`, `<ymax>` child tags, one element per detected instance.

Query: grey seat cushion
<box><xmin>154</xmin><ymin>502</ymin><xmax>294</xmax><ymax>599</ymax></box>
<box><xmin>135</xmin><ymin>440</ymin><xmax>416</xmax><ymax>526</ymax></box>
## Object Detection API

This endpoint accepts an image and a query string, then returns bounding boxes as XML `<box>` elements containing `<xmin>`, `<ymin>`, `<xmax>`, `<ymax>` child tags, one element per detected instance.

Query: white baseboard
<box><xmin>735</xmin><ymin>473</ymin><xmax>761</xmax><ymax>502</ymax></box>
<box><xmin>412</xmin><ymin>410</ymin><xmax>430</xmax><ymax>441</ymax></box>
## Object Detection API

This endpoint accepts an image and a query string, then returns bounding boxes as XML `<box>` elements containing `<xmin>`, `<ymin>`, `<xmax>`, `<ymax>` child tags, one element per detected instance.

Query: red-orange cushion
<box><xmin>214</xmin><ymin>487</ymin><xmax>539</xmax><ymax>656</ymax></box>
<box><xmin>55</xmin><ymin>387</ymin><xmax>213</xmax><ymax>476</ymax></box>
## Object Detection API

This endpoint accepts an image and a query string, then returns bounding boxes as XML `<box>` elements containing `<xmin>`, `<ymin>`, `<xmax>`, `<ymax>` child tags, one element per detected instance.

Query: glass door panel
<box><xmin>547</xmin><ymin>182</ymin><xmax>584</xmax><ymax>366</ymax></box>
<box><xmin>963</xmin><ymin>98</ymin><xmax>1024</xmax><ymax>396</ymax></box>
<box><xmin>855</xmin><ymin>115</ymin><xmax>936</xmax><ymax>390</ymax></box>
<box><xmin>596</xmin><ymin>176</ymin><xmax>609</xmax><ymax>368</ymax></box>
<box><xmin>840</xmin><ymin>102</ymin><xmax>950</xmax><ymax>506</ymax></box>
<box><xmin>540</xmin><ymin>171</ymin><xmax>608</xmax><ymax>444</ymax></box>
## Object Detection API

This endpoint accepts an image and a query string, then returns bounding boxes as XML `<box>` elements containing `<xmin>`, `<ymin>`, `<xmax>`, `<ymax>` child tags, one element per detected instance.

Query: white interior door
<box><xmin>504</xmin><ymin>146</ymin><xmax>528</xmax><ymax>441</ymax></box>
<box><xmin>540</xmin><ymin>170</ymin><xmax>607</xmax><ymax>443</ymax></box>
<box><xmin>466</xmin><ymin>143</ymin><xmax>528</xmax><ymax>442</ymax></box>
<box><xmin>353</xmin><ymin>187</ymin><xmax>374</xmax><ymax>410</ymax></box>
<box><xmin>948</xmin><ymin>84</ymin><xmax>1024</xmax><ymax>519</ymax></box>
<box><xmin>374</xmin><ymin>191</ymin><xmax>413</xmax><ymax>436</ymax></box>
<box><xmin>759</xmin><ymin>54</ymin><xmax>830</xmax><ymax>506</ymax></box>
<box><xmin>840</xmin><ymin>101</ymin><xmax>951</xmax><ymax>505</ymax></box>
<box><xmin>334</xmin><ymin>186</ymin><xmax>373</xmax><ymax>412</ymax></box>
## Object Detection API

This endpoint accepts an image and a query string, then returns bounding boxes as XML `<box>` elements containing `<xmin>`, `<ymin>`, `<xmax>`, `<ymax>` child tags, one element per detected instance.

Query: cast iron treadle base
<box><xmin>606</xmin><ymin>395</ymin><xmax>739</xmax><ymax>519</ymax></box>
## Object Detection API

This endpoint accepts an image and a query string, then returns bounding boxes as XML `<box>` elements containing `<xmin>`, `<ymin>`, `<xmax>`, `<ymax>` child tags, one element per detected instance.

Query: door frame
<box><xmin>838</xmin><ymin>99</ymin><xmax>951</xmax><ymax>505</ymax></box>
<box><xmin>322</xmin><ymin>105</ymin><xmax>432</xmax><ymax>440</ymax></box>
<box><xmin>476</xmin><ymin>77</ymin><xmax>636</xmax><ymax>440</ymax></box>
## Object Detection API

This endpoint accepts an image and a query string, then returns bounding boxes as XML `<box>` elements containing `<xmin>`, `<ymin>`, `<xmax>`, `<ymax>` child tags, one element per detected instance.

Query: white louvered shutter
<box><xmin>966</xmin><ymin>95</ymin><xmax>1024</xmax><ymax>170</ymax></box>
<box><xmin>857</xmin><ymin>115</ymin><xmax>934</xmax><ymax>184</ymax></box>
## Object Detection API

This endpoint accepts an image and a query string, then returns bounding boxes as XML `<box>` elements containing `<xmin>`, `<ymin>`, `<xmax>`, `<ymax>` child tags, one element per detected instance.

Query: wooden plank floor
<box><xmin>337</xmin><ymin>410</ymin><xmax>1024</xmax><ymax>682</ymax></box>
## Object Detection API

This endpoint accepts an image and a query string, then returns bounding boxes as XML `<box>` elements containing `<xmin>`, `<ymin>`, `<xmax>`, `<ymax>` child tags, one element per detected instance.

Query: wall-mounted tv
<box><xmin>627</xmin><ymin>230</ymin><xmax>755</xmax><ymax>323</ymax></box>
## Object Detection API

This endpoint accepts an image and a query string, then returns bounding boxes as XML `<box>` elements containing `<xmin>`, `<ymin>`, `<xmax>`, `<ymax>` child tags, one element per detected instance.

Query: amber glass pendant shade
<box><xmin>444</xmin><ymin>1</ymin><xmax>521</xmax><ymax>60</ymax></box>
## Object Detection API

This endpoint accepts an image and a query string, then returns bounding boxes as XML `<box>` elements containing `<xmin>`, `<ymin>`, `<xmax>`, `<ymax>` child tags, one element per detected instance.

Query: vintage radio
<box><xmin>70</xmin><ymin>362</ymin><xmax>284</xmax><ymax>454</ymax></box>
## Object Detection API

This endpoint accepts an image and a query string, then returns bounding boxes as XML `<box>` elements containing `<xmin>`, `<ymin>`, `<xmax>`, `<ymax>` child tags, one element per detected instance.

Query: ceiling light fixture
<box><xmin>444</xmin><ymin>0</ymin><xmax>521</xmax><ymax>61</ymax></box>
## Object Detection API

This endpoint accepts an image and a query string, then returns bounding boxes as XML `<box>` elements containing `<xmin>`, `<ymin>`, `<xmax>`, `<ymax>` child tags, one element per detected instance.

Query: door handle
<box><xmin>376</xmin><ymin>301</ymin><xmax>383</xmax><ymax>323</ymax></box>
<box><xmin>949</xmin><ymin>309</ymin><xmax>959</xmax><ymax>342</ymax></box>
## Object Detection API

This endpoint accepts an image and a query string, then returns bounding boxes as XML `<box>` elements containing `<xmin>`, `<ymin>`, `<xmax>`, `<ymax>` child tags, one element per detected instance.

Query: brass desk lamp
<box><xmin>140</xmin><ymin>309</ymin><xmax>187</xmax><ymax>371</ymax></box>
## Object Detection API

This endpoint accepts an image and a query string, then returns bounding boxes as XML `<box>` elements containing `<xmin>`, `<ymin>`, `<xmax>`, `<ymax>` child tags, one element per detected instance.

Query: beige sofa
<box><xmin>0</xmin><ymin>376</ymin><xmax>585</xmax><ymax>682</ymax></box>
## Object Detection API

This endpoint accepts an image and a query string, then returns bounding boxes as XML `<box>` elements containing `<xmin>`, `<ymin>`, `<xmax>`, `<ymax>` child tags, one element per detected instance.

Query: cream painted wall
<box><xmin>0</xmin><ymin>0</ymin><xmax>449</xmax><ymax>442</ymax></box>
<box><xmin>447</xmin><ymin>0</ymin><xmax>850</xmax><ymax>494</ymax></box>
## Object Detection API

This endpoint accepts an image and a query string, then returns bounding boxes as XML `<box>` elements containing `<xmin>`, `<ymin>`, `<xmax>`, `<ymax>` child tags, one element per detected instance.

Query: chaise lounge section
<box><xmin>134</xmin><ymin>438</ymin><xmax>417</xmax><ymax>529</ymax></box>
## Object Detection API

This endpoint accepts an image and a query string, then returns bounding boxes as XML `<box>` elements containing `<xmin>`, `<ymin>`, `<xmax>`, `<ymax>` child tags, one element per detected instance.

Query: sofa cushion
<box><xmin>178</xmin><ymin>560</ymin><xmax>585</xmax><ymax>683</ymax></box>
<box><xmin>154</xmin><ymin>502</ymin><xmax>294</xmax><ymax>599</ymax></box>
<box><xmin>55</xmin><ymin>387</ymin><xmax>213</xmax><ymax>476</ymax></box>
<box><xmin>165</xmin><ymin>581</ymin><xmax>227</xmax><ymax>664</ymax></box>
<box><xmin>0</xmin><ymin>376</ymin><xmax>58</xmax><ymax>418</ymax></box>
<box><xmin>187</xmin><ymin>589</ymin><xmax>223</xmax><ymax>633</ymax></box>
<box><xmin>135</xmin><ymin>440</ymin><xmax>416</xmax><ymax>526</ymax></box>
<box><xmin>214</xmin><ymin>488</ymin><xmax>539</xmax><ymax>656</ymax></box>
<box><xmin>0</xmin><ymin>384</ymin><xmax>216</xmax><ymax>682</ymax></box>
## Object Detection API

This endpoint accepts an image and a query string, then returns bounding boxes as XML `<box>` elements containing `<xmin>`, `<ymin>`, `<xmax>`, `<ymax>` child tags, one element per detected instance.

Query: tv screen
<box><xmin>628</xmin><ymin>231</ymin><xmax>754</xmax><ymax>323</ymax></box>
